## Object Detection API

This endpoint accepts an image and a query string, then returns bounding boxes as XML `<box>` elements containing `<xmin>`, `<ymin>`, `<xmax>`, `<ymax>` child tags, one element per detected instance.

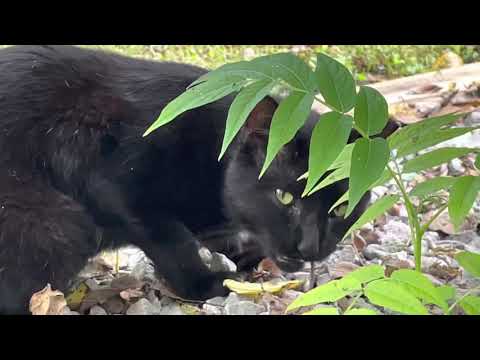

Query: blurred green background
<box><xmin>3</xmin><ymin>45</ymin><xmax>479</xmax><ymax>83</ymax></box>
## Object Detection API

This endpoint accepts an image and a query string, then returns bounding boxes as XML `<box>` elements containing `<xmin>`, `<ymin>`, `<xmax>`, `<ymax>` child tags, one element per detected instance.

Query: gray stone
<box><xmin>225</xmin><ymin>301</ymin><xmax>265</xmax><ymax>315</ymax></box>
<box><xmin>464</xmin><ymin>111</ymin><xmax>480</xmax><ymax>127</ymax></box>
<box><xmin>198</xmin><ymin>247</ymin><xmax>213</xmax><ymax>265</ymax></box>
<box><xmin>209</xmin><ymin>252</ymin><xmax>237</xmax><ymax>273</ymax></box>
<box><xmin>363</xmin><ymin>244</ymin><xmax>390</xmax><ymax>260</ymax></box>
<box><xmin>377</xmin><ymin>220</ymin><xmax>411</xmax><ymax>252</ymax></box>
<box><xmin>61</xmin><ymin>307</ymin><xmax>81</xmax><ymax>315</ymax></box>
<box><xmin>448</xmin><ymin>158</ymin><xmax>466</xmax><ymax>176</ymax></box>
<box><xmin>126</xmin><ymin>298</ymin><xmax>156</xmax><ymax>315</ymax></box>
<box><xmin>158</xmin><ymin>302</ymin><xmax>184</xmax><ymax>315</ymax></box>
<box><xmin>206</xmin><ymin>296</ymin><xmax>226</xmax><ymax>306</ymax></box>
<box><xmin>89</xmin><ymin>305</ymin><xmax>108</xmax><ymax>315</ymax></box>
<box><xmin>202</xmin><ymin>303</ymin><xmax>223</xmax><ymax>315</ymax></box>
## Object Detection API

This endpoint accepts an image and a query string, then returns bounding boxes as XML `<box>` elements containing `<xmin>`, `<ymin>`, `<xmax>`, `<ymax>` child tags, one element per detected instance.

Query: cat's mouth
<box><xmin>274</xmin><ymin>255</ymin><xmax>305</xmax><ymax>272</ymax></box>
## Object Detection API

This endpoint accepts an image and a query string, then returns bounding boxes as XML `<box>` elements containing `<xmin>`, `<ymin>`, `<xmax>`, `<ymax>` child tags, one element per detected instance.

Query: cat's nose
<box><xmin>297</xmin><ymin>214</ymin><xmax>320</xmax><ymax>259</ymax></box>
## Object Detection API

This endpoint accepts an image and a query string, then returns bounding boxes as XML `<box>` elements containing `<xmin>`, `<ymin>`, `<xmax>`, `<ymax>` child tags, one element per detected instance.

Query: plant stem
<box><xmin>420</xmin><ymin>203</ymin><xmax>448</xmax><ymax>234</ymax></box>
<box><xmin>344</xmin><ymin>291</ymin><xmax>363</xmax><ymax>314</ymax></box>
<box><xmin>387</xmin><ymin>165</ymin><xmax>423</xmax><ymax>271</ymax></box>
<box><xmin>447</xmin><ymin>285</ymin><xmax>480</xmax><ymax>314</ymax></box>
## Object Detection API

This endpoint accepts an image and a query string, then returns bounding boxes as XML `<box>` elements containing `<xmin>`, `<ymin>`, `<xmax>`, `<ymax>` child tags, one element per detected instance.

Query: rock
<box><xmin>158</xmin><ymin>302</ymin><xmax>184</xmax><ymax>315</ymax></box>
<box><xmin>377</xmin><ymin>220</ymin><xmax>411</xmax><ymax>252</ymax></box>
<box><xmin>103</xmin><ymin>296</ymin><xmax>127</xmax><ymax>314</ymax></box>
<box><xmin>198</xmin><ymin>247</ymin><xmax>213</xmax><ymax>265</ymax></box>
<box><xmin>89</xmin><ymin>305</ymin><xmax>108</xmax><ymax>315</ymax></box>
<box><xmin>225</xmin><ymin>301</ymin><xmax>265</xmax><ymax>315</ymax></box>
<box><xmin>126</xmin><ymin>298</ymin><xmax>156</xmax><ymax>315</ymax></box>
<box><xmin>199</xmin><ymin>298</ymin><xmax>225</xmax><ymax>315</ymax></box>
<box><xmin>328</xmin><ymin>261</ymin><xmax>360</xmax><ymax>279</ymax></box>
<box><xmin>370</xmin><ymin>186</ymin><xmax>389</xmax><ymax>203</ymax></box>
<box><xmin>210</xmin><ymin>252</ymin><xmax>237</xmax><ymax>273</ymax></box>
<box><xmin>131</xmin><ymin>258</ymin><xmax>156</xmax><ymax>282</ymax></box>
<box><xmin>464</xmin><ymin>111</ymin><xmax>480</xmax><ymax>127</ymax></box>
<box><xmin>363</xmin><ymin>244</ymin><xmax>390</xmax><ymax>260</ymax></box>
<box><xmin>448</xmin><ymin>158</ymin><xmax>466</xmax><ymax>176</ymax></box>
<box><xmin>61</xmin><ymin>307</ymin><xmax>80</xmax><ymax>315</ymax></box>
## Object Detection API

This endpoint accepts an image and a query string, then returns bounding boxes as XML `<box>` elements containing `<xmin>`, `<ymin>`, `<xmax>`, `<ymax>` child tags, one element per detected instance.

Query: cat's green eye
<box><xmin>275</xmin><ymin>189</ymin><xmax>294</xmax><ymax>206</ymax></box>
<box><xmin>333</xmin><ymin>204</ymin><xmax>347</xmax><ymax>217</ymax></box>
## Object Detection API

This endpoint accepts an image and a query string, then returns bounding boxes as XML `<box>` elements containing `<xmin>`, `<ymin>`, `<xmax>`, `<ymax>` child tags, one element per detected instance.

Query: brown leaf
<box><xmin>79</xmin><ymin>287</ymin><xmax>121</xmax><ymax>313</ymax></box>
<box><xmin>359</xmin><ymin>228</ymin><xmax>380</xmax><ymax>245</ymax></box>
<box><xmin>29</xmin><ymin>284</ymin><xmax>68</xmax><ymax>315</ymax></box>
<box><xmin>261</xmin><ymin>293</ymin><xmax>288</xmax><ymax>315</ymax></box>
<box><xmin>257</xmin><ymin>258</ymin><xmax>283</xmax><ymax>278</ymax></box>
<box><xmin>119</xmin><ymin>289</ymin><xmax>145</xmax><ymax>301</ymax></box>
<box><xmin>352</xmin><ymin>234</ymin><xmax>367</xmax><ymax>252</ymax></box>
<box><xmin>327</xmin><ymin>261</ymin><xmax>360</xmax><ymax>279</ymax></box>
<box><xmin>110</xmin><ymin>274</ymin><xmax>144</xmax><ymax>290</ymax></box>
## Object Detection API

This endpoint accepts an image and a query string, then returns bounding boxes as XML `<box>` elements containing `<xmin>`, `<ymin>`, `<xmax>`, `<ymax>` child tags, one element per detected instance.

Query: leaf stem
<box><xmin>387</xmin><ymin>165</ymin><xmax>423</xmax><ymax>271</ymax></box>
<box><xmin>447</xmin><ymin>285</ymin><xmax>480</xmax><ymax>314</ymax></box>
<box><xmin>344</xmin><ymin>291</ymin><xmax>363</xmax><ymax>314</ymax></box>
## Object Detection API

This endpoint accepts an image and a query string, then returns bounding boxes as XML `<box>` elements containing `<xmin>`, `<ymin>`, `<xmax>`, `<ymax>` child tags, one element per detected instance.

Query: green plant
<box><xmin>144</xmin><ymin>50</ymin><xmax>480</xmax><ymax>315</ymax></box>
<box><xmin>287</xmin><ymin>254</ymin><xmax>480</xmax><ymax>315</ymax></box>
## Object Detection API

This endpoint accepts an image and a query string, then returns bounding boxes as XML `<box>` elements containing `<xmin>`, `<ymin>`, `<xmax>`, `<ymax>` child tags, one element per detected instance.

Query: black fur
<box><xmin>0</xmin><ymin>45</ymin><xmax>392</xmax><ymax>314</ymax></box>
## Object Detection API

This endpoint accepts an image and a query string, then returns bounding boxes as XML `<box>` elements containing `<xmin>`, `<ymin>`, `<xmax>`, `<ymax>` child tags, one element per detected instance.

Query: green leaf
<box><xmin>458</xmin><ymin>295</ymin><xmax>480</xmax><ymax>315</ymax></box>
<box><xmin>388</xmin><ymin>113</ymin><xmax>465</xmax><ymax>151</ymax></box>
<box><xmin>403</xmin><ymin>147</ymin><xmax>477</xmax><ymax>174</ymax></box>
<box><xmin>448</xmin><ymin>176</ymin><xmax>480</xmax><ymax>231</ymax></box>
<box><xmin>329</xmin><ymin>191</ymin><xmax>349</xmax><ymax>213</ymax></box>
<box><xmin>260</xmin><ymin>91</ymin><xmax>315</xmax><ymax>177</ymax></box>
<box><xmin>396</xmin><ymin>127</ymin><xmax>479</xmax><ymax>158</ymax></box>
<box><xmin>309</xmin><ymin>166</ymin><xmax>349</xmax><ymax>195</ymax></box>
<box><xmin>192</xmin><ymin>53</ymin><xmax>317</xmax><ymax>92</ymax></box>
<box><xmin>329</xmin><ymin>143</ymin><xmax>354</xmax><ymax>170</ymax></box>
<box><xmin>343</xmin><ymin>195</ymin><xmax>400</xmax><ymax>239</ymax></box>
<box><xmin>219</xmin><ymin>79</ymin><xmax>276</xmax><ymax>160</ymax></box>
<box><xmin>390</xmin><ymin>269</ymin><xmax>449</xmax><ymax>312</ymax></box>
<box><xmin>475</xmin><ymin>154</ymin><xmax>480</xmax><ymax>170</ymax></box>
<box><xmin>436</xmin><ymin>285</ymin><xmax>456</xmax><ymax>302</ymax></box>
<box><xmin>344</xmin><ymin>308</ymin><xmax>379</xmax><ymax>315</ymax></box>
<box><xmin>342</xmin><ymin>264</ymin><xmax>386</xmax><ymax>284</ymax></box>
<box><xmin>144</xmin><ymin>76</ymin><xmax>246</xmax><ymax>136</ymax></box>
<box><xmin>455</xmin><ymin>251</ymin><xmax>480</xmax><ymax>278</ymax></box>
<box><xmin>346</xmin><ymin>138</ymin><xmax>390</xmax><ymax>217</ymax></box>
<box><xmin>315</xmin><ymin>53</ymin><xmax>357</xmax><ymax>113</ymax></box>
<box><xmin>302</xmin><ymin>307</ymin><xmax>340</xmax><ymax>315</ymax></box>
<box><xmin>286</xmin><ymin>277</ymin><xmax>361</xmax><ymax>312</ymax></box>
<box><xmin>409</xmin><ymin>177</ymin><xmax>457</xmax><ymax>198</ymax></box>
<box><xmin>364</xmin><ymin>279</ymin><xmax>429</xmax><ymax>315</ymax></box>
<box><xmin>303</xmin><ymin>112</ymin><xmax>353</xmax><ymax>195</ymax></box>
<box><xmin>354</xmin><ymin>86</ymin><xmax>389</xmax><ymax>137</ymax></box>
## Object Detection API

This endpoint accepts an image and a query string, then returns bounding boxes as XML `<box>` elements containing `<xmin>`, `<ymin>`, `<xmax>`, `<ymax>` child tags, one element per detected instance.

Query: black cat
<box><xmin>0</xmin><ymin>45</ymin><xmax>396</xmax><ymax>314</ymax></box>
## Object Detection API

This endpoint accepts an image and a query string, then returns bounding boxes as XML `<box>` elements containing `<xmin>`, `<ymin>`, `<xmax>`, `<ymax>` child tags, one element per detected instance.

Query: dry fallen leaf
<box><xmin>65</xmin><ymin>282</ymin><xmax>89</xmax><ymax>311</ymax></box>
<box><xmin>328</xmin><ymin>261</ymin><xmax>360</xmax><ymax>279</ymax></box>
<box><xmin>119</xmin><ymin>288</ymin><xmax>145</xmax><ymax>301</ymax></box>
<box><xmin>223</xmin><ymin>279</ymin><xmax>303</xmax><ymax>296</ymax></box>
<box><xmin>29</xmin><ymin>284</ymin><xmax>68</xmax><ymax>315</ymax></box>
<box><xmin>257</xmin><ymin>258</ymin><xmax>283</xmax><ymax>278</ymax></box>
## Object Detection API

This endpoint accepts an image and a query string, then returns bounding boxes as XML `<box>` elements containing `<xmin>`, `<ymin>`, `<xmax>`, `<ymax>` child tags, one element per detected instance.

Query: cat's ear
<box><xmin>348</xmin><ymin>118</ymin><xmax>401</xmax><ymax>143</ymax></box>
<box><xmin>244</xmin><ymin>96</ymin><xmax>279</xmax><ymax>136</ymax></box>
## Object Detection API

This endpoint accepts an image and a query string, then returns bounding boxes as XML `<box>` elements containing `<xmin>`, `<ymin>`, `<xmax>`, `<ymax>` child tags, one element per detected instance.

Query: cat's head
<box><xmin>224</xmin><ymin>96</ymin><xmax>398</xmax><ymax>272</ymax></box>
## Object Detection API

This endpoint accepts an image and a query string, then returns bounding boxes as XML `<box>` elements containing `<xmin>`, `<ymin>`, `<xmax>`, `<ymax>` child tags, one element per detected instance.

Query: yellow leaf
<box><xmin>65</xmin><ymin>283</ymin><xmax>89</xmax><ymax>310</ymax></box>
<box><xmin>223</xmin><ymin>279</ymin><xmax>303</xmax><ymax>296</ymax></box>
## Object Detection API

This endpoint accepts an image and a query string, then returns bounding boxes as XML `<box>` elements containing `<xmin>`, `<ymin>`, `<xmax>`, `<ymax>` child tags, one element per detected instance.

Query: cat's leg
<box><xmin>0</xmin><ymin>182</ymin><xmax>99</xmax><ymax>314</ymax></box>
<box><xmin>120</xmin><ymin>218</ymin><xmax>240</xmax><ymax>300</ymax></box>
<box><xmin>87</xmin><ymin>172</ymin><xmax>239</xmax><ymax>300</ymax></box>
